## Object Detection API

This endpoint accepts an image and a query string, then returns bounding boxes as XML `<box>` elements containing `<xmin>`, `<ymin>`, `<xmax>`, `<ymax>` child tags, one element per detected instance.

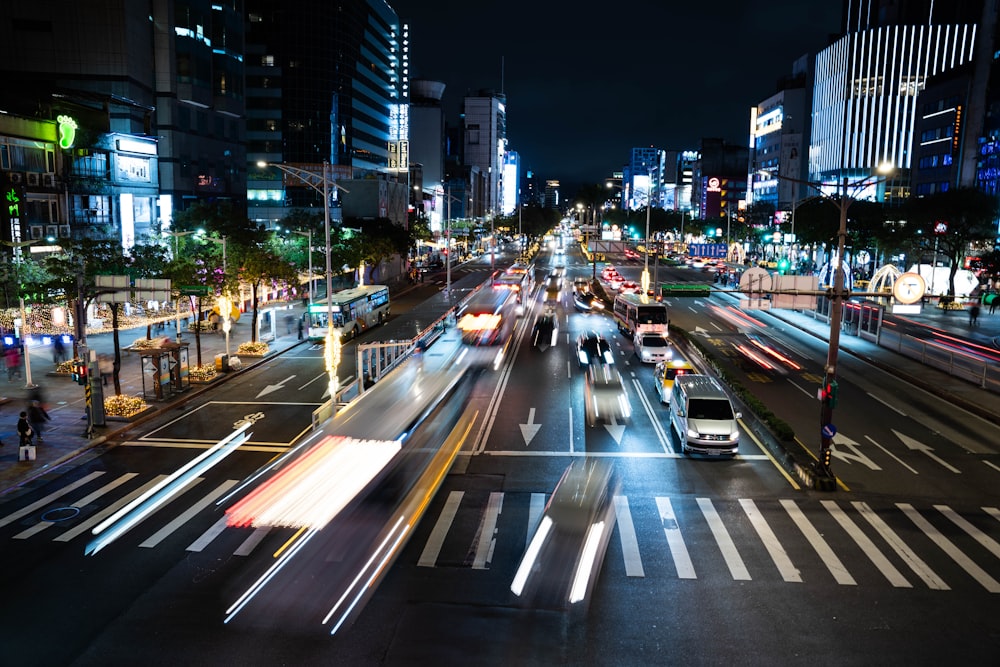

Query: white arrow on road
<box><xmin>893</xmin><ymin>429</ymin><xmax>961</xmax><ymax>474</ymax></box>
<box><xmin>256</xmin><ymin>375</ymin><xmax>298</xmax><ymax>399</ymax></box>
<box><xmin>519</xmin><ymin>408</ymin><xmax>541</xmax><ymax>446</ymax></box>
<box><xmin>830</xmin><ymin>432</ymin><xmax>881</xmax><ymax>471</ymax></box>
<box><xmin>605</xmin><ymin>415</ymin><xmax>626</xmax><ymax>444</ymax></box>
<box><xmin>693</xmin><ymin>326</ymin><xmax>714</xmax><ymax>338</ymax></box>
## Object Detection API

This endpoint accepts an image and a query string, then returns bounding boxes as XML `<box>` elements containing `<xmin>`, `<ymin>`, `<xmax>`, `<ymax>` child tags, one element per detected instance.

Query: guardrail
<box><xmin>877</xmin><ymin>326</ymin><xmax>1000</xmax><ymax>393</ymax></box>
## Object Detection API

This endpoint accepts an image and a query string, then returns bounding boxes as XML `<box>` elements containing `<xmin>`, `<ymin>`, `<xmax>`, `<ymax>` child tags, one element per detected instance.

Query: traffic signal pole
<box><xmin>816</xmin><ymin>175</ymin><xmax>850</xmax><ymax>486</ymax></box>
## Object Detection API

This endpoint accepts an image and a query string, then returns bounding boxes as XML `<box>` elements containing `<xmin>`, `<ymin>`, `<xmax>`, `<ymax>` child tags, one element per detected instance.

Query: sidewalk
<box><xmin>0</xmin><ymin>301</ymin><xmax>308</xmax><ymax>498</ymax></box>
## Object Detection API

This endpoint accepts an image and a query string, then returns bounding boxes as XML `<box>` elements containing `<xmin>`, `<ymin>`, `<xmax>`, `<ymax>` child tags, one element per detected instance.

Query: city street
<box><xmin>0</xmin><ymin>245</ymin><xmax>998</xmax><ymax>665</ymax></box>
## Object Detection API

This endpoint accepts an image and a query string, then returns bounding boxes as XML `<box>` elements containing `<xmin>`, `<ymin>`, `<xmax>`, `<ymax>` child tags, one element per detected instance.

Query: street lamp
<box><xmin>2</xmin><ymin>238</ymin><xmax>40</xmax><ymax>389</ymax></box>
<box><xmin>290</xmin><ymin>229</ymin><xmax>313</xmax><ymax>306</ymax></box>
<box><xmin>258</xmin><ymin>160</ymin><xmax>350</xmax><ymax>400</ymax></box>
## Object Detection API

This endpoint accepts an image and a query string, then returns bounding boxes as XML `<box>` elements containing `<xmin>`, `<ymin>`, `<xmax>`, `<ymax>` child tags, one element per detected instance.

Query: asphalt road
<box><xmin>0</xmin><ymin>245</ymin><xmax>998</xmax><ymax>666</ymax></box>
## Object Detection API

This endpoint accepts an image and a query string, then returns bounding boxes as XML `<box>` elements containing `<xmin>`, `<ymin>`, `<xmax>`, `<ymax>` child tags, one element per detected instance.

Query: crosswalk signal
<box><xmin>820</xmin><ymin>379</ymin><xmax>838</xmax><ymax>408</ymax></box>
<box><xmin>71</xmin><ymin>359</ymin><xmax>88</xmax><ymax>385</ymax></box>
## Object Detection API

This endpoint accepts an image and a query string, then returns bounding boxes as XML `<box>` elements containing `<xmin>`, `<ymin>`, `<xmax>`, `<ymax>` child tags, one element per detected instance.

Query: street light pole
<box><xmin>292</xmin><ymin>229</ymin><xmax>313</xmax><ymax>306</ymax></box>
<box><xmin>446</xmin><ymin>185</ymin><xmax>452</xmax><ymax>297</ymax></box>
<box><xmin>642</xmin><ymin>189</ymin><xmax>651</xmax><ymax>294</ymax></box>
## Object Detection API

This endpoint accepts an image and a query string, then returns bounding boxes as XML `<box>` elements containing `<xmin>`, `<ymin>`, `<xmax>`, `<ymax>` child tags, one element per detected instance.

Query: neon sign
<box><xmin>57</xmin><ymin>115</ymin><xmax>78</xmax><ymax>149</ymax></box>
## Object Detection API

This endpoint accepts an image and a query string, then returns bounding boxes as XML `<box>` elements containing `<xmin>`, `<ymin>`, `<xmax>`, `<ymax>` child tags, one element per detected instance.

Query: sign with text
<box><xmin>688</xmin><ymin>243</ymin><xmax>727</xmax><ymax>258</ymax></box>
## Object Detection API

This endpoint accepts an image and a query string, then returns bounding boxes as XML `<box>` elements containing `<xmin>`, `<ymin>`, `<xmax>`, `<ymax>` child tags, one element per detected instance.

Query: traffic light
<box><xmin>820</xmin><ymin>379</ymin><xmax>839</xmax><ymax>408</ymax></box>
<box><xmin>777</xmin><ymin>258</ymin><xmax>789</xmax><ymax>275</ymax></box>
<box><xmin>71</xmin><ymin>359</ymin><xmax>88</xmax><ymax>385</ymax></box>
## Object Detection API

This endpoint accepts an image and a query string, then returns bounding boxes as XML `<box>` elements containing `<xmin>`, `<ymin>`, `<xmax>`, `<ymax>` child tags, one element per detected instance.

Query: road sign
<box><xmin>821</xmin><ymin>424</ymin><xmax>837</xmax><ymax>438</ymax></box>
<box><xmin>179</xmin><ymin>285</ymin><xmax>211</xmax><ymax>296</ymax></box>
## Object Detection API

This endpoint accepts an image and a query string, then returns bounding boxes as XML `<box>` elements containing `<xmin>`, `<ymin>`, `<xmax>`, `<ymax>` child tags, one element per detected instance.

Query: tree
<box><xmin>238</xmin><ymin>247</ymin><xmax>299</xmax><ymax>343</ymax></box>
<box><xmin>900</xmin><ymin>188</ymin><xmax>1000</xmax><ymax>296</ymax></box>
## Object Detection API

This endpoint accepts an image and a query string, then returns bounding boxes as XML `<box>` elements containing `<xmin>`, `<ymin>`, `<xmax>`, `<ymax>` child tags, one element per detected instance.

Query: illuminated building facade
<box><xmin>462</xmin><ymin>91</ymin><xmax>507</xmax><ymax>217</ymax></box>
<box><xmin>809</xmin><ymin>22</ymin><xmax>977</xmax><ymax>198</ymax></box>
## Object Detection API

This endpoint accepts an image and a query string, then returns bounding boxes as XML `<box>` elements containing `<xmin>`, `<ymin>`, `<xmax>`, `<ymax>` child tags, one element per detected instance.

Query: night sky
<box><xmin>390</xmin><ymin>1</ymin><xmax>843</xmax><ymax>192</ymax></box>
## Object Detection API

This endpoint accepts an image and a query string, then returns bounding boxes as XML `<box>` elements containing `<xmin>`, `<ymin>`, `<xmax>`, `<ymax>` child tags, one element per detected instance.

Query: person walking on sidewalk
<box><xmin>17</xmin><ymin>411</ymin><xmax>32</xmax><ymax>446</ymax></box>
<box><xmin>53</xmin><ymin>335</ymin><xmax>66</xmax><ymax>365</ymax></box>
<box><xmin>27</xmin><ymin>400</ymin><xmax>51</xmax><ymax>443</ymax></box>
<box><xmin>969</xmin><ymin>303</ymin><xmax>980</xmax><ymax>327</ymax></box>
<box><xmin>5</xmin><ymin>345</ymin><xmax>21</xmax><ymax>381</ymax></box>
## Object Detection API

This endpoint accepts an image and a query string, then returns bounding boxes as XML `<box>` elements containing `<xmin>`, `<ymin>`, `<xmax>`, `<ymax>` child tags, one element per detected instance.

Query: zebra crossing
<box><xmin>3</xmin><ymin>470</ymin><xmax>999</xmax><ymax>594</ymax></box>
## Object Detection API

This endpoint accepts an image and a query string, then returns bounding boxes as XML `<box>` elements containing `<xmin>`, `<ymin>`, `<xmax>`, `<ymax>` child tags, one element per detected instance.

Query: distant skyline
<box><xmin>391</xmin><ymin>1</ymin><xmax>843</xmax><ymax>191</ymax></box>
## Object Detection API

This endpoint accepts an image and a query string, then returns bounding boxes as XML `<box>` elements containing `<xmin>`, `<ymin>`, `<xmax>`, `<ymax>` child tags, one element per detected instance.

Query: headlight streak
<box><xmin>85</xmin><ymin>423</ymin><xmax>251</xmax><ymax>556</ymax></box>
<box><xmin>746</xmin><ymin>337</ymin><xmax>802</xmax><ymax>370</ymax></box>
<box><xmin>215</xmin><ymin>437</ymin><xmax>319</xmax><ymax>509</ymax></box>
<box><xmin>511</xmin><ymin>515</ymin><xmax>553</xmax><ymax>596</ymax></box>
<box><xmin>225</xmin><ymin>436</ymin><xmax>402</xmax><ymax>530</ymax></box>
<box><xmin>325</xmin><ymin>518</ymin><xmax>410</xmax><ymax>636</ymax></box>
<box><xmin>569</xmin><ymin>520</ymin><xmax>606</xmax><ymax>604</ymax></box>
<box><xmin>224</xmin><ymin>527</ymin><xmax>320</xmax><ymax>624</ymax></box>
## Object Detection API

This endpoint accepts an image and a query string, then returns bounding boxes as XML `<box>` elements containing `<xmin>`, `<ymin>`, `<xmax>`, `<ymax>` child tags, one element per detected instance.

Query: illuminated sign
<box><xmin>57</xmin><ymin>115</ymin><xmax>78</xmax><ymax>149</ymax></box>
<box><xmin>707</xmin><ymin>177</ymin><xmax>721</xmax><ymax>193</ymax></box>
<box><xmin>934</xmin><ymin>221</ymin><xmax>948</xmax><ymax>234</ymax></box>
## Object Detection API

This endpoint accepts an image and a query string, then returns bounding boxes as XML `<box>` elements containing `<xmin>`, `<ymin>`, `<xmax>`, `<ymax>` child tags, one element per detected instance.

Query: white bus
<box><xmin>306</xmin><ymin>284</ymin><xmax>390</xmax><ymax>341</ymax></box>
<box><xmin>612</xmin><ymin>292</ymin><xmax>668</xmax><ymax>337</ymax></box>
<box><xmin>456</xmin><ymin>285</ymin><xmax>521</xmax><ymax>368</ymax></box>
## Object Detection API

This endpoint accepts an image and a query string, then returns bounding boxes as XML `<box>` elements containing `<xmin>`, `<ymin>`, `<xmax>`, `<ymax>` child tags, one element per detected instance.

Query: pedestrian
<box><xmin>297</xmin><ymin>318</ymin><xmax>304</xmax><ymax>340</ymax></box>
<box><xmin>991</xmin><ymin>295</ymin><xmax>998</xmax><ymax>315</ymax></box>
<box><xmin>284</xmin><ymin>314</ymin><xmax>294</xmax><ymax>334</ymax></box>
<box><xmin>53</xmin><ymin>335</ymin><xmax>66</xmax><ymax>365</ymax></box>
<box><xmin>970</xmin><ymin>303</ymin><xmax>980</xmax><ymax>326</ymax></box>
<box><xmin>27</xmin><ymin>400</ymin><xmax>50</xmax><ymax>443</ymax></box>
<box><xmin>17</xmin><ymin>410</ymin><xmax>32</xmax><ymax>447</ymax></box>
<box><xmin>5</xmin><ymin>345</ymin><xmax>20</xmax><ymax>381</ymax></box>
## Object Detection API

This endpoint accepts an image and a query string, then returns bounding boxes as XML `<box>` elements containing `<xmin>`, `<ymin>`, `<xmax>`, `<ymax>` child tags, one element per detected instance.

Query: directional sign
<box><xmin>821</xmin><ymin>423</ymin><xmax>837</xmax><ymax>438</ymax></box>
<box><xmin>605</xmin><ymin>415</ymin><xmax>626</xmax><ymax>444</ymax></box>
<box><xmin>180</xmin><ymin>285</ymin><xmax>212</xmax><ymax>296</ymax></box>
<box><xmin>256</xmin><ymin>375</ymin><xmax>297</xmax><ymax>399</ymax></box>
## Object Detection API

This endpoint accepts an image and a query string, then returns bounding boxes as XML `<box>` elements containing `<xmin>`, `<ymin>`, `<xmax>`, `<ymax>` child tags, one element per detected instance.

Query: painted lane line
<box><xmin>631</xmin><ymin>377</ymin><xmax>673</xmax><ymax>454</ymax></box>
<box><xmin>786</xmin><ymin>379</ymin><xmax>815</xmax><ymax>399</ymax></box>
<box><xmin>55</xmin><ymin>475</ymin><xmax>171</xmax><ymax>543</ymax></box>
<box><xmin>0</xmin><ymin>471</ymin><xmax>105</xmax><ymax>529</ymax></box>
<box><xmin>780</xmin><ymin>499</ymin><xmax>855</xmax><ymax>585</ymax></box>
<box><xmin>935</xmin><ymin>505</ymin><xmax>1000</xmax><ymax>560</ymax></box>
<box><xmin>740</xmin><ymin>499</ymin><xmax>801</xmax><ymax>583</ymax></box>
<box><xmin>233</xmin><ymin>527</ymin><xmax>271</xmax><ymax>557</ymax></box>
<box><xmin>741</xmin><ymin>423</ymin><xmax>800</xmax><ymax>490</ymax></box>
<box><xmin>864</xmin><ymin>435</ymin><xmax>919</xmax><ymax>474</ymax></box>
<box><xmin>614</xmin><ymin>495</ymin><xmax>645</xmax><ymax>577</ymax></box>
<box><xmin>984</xmin><ymin>461</ymin><xmax>1000</xmax><ymax>474</ymax></box>
<box><xmin>853</xmin><ymin>501</ymin><xmax>949</xmax><ymax>590</ymax></box>
<box><xmin>472</xmin><ymin>492</ymin><xmax>503</xmax><ymax>569</ymax></box>
<box><xmin>418</xmin><ymin>490</ymin><xmax>463</xmax><ymax>567</ymax></box>
<box><xmin>821</xmin><ymin>500</ymin><xmax>910</xmax><ymax>588</ymax></box>
<box><xmin>140</xmin><ymin>479</ymin><xmax>240</xmax><ymax>548</ymax></box>
<box><xmin>898</xmin><ymin>504</ymin><xmax>1000</xmax><ymax>593</ymax></box>
<box><xmin>985</xmin><ymin>507</ymin><xmax>1000</xmax><ymax>523</ymax></box>
<box><xmin>14</xmin><ymin>473</ymin><xmax>138</xmax><ymax>540</ymax></box>
<box><xmin>655</xmin><ymin>497</ymin><xmax>695</xmax><ymax>579</ymax></box>
<box><xmin>866</xmin><ymin>392</ymin><xmax>907</xmax><ymax>416</ymax></box>
<box><xmin>697</xmin><ymin>498</ymin><xmax>751</xmax><ymax>581</ymax></box>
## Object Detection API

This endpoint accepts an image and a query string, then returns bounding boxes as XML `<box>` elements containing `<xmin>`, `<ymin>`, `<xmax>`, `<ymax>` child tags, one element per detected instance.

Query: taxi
<box><xmin>653</xmin><ymin>357</ymin><xmax>695</xmax><ymax>404</ymax></box>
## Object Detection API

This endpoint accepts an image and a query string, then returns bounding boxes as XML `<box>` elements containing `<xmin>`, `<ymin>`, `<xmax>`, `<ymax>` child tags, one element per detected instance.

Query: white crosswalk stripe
<box><xmin>3</xmin><ymin>475</ymin><xmax>1000</xmax><ymax>594</ymax></box>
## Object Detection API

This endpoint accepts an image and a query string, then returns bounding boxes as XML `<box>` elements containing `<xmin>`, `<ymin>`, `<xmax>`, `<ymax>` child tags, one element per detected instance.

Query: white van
<box><xmin>669</xmin><ymin>374</ymin><xmax>741</xmax><ymax>455</ymax></box>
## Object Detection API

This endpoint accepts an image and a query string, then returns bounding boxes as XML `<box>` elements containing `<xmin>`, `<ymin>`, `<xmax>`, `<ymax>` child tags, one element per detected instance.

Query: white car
<box><xmin>634</xmin><ymin>332</ymin><xmax>672</xmax><ymax>364</ymax></box>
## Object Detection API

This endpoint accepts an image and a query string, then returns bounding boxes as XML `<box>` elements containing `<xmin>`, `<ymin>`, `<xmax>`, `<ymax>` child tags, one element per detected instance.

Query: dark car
<box><xmin>576</xmin><ymin>331</ymin><xmax>614</xmax><ymax>367</ymax></box>
<box><xmin>532</xmin><ymin>310</ymin><xmax>559</xmax><ymax>350</ymax></box>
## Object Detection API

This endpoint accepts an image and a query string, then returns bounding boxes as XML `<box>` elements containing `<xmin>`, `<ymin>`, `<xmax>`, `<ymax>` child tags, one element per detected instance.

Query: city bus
<box><xmin>492</xmin><ymin>261</ymin><xmax>535</xmax><ymax>313</ymax></box>
<box><xmin>306</xmin><ymin>284</ymin><xmax>390</xmax><ymax>341</ymax></box>
<box><xmin>612</xmin><ymin>292</ymin><xmax>668</xmax><ymax>337</ymax></box>
<box><xmin>456</xmin><ymin>285</ymin><xmax>521</xmax><ymax>368</ymax></box>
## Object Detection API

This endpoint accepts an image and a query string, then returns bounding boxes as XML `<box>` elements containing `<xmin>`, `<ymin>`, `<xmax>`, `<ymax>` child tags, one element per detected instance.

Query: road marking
<box><xmin>853</xmin><ymin>501</ymin><xmax>949</xmax><ymax>590</ymax></box>
<box><xmin>864</xmin><ymin>435</ymin><xmax>919</xmax><ymax>474</ymax></box>
<box><xmin>780</xmin><ymin>499</ymin><xmax>855</xmax><ymax>585</ymax></box>
<box><xmin>614</xmin><ymin>495</ymin><xmax>644</xmax><ymax>577</ymax></box>
<box><xmin>0</xmin><ymin>471</ymin><xmax>105</xmax><ymax>529</ymax></box>
<box><xmin>697</xmin><ymin>498</ymin><xmax>750</xmax><ymax>580</ymax></box>
<box><xmin>655</xmin><ymin>497</ymin><xmax>695</xmax><ymax>579</ymax></box>
<box><xmin>54</xmin><ymin>475</ymin><xmax>171</xmax><ymax>543</ymax></box>
<box><xmin>630</xmin><ymin>377</ymin><xmax>673</xmax><ymax>454</ymax></box>
<box><xmin>472</xmin><ymin>492</ymin><xmax>503</xmax><ymax>569</ymax></box>
<box><xmin>740</xmin><ymin>499</ymin><xmax>801</xmax><ymax>582</ymax></box>
<box><xmin>985</xmin><ymin>507</ymin><xmax>1000</xmax><ymax>523</ymax></box>
<box><xmin>187</xmin><ymin>515</ymin><xmax>230</xmax><ymax>552</ymax></box>
<box><xmin>821</xmin><ymin>500</ymin><xmax>910</xmax><ymax>587</ymax></box>
<box><xmin>477</xmin><ymin>450</ymin><xmax>768</xmax><ymax>460</ymax></box>
<box><xmin>899</xmin><ymin>504</ymin><xmax>1000</xmax><ymax>593</ymax></box>
<box><xmin>234</xmin><ymin>527</ymin><xmax>271</xmax><ymax>556</ymax></box>
<box><xmin>983</xmin><ymin>461</ymin><xmax>1000</xmax><ymax>474</ymax></box>
<box><xmin>14</xmin><ymin>473</ymin><xmax>138</xmax><ymax>540</ymax></box>
<box><xmin>935</xmin><ymin>505</ymin><xmax>1000</xmax><ymax>560</ymax></box>
<box><xmin>741</xmin><ymin>424</ymin><xmax>800</xmax><ymax>490</ymax></box>
<box><xmin>418</xmin><ymin>490</ymin><xmax>463</xmax><ymax>567</ymax></box>
<box><xmin>141</xmin><ymin>479</ymin><xmax>239</xmax><ymax>548</ymax></box>
<box><xmin>866</xmin><ymin>392</ymin><xmax>907</xmax><ymax>416</ymax></box>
